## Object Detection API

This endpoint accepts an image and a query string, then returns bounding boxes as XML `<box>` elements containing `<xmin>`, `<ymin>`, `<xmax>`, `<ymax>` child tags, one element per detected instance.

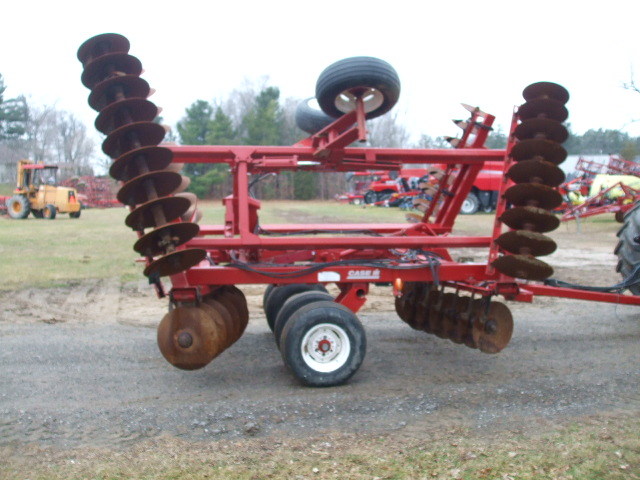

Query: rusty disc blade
<box><xmin>81</xmin><ymin>52</ymin><xmax>143</xmax><ymax>89</ymax></box>
<box><xmin>495</xmin><ymin>230</ymin><xmax>557</xmax><ymax>256</ymax></box>
<box><xmin>110</xmin><ymin>145</ymin><xmax>173</xmax><ymax>181</ymax></box>
<box><xmin>522</xmin><ymin>81</ymin><xmax>569</xmax><ymax>104</ymax></box>
<box><xmin>425</xmin><ymin>290</ymin><xmax>443</xmax><ymax>336</ymax></box>
<box><xmin>507</xmin><ymin>159</ymin><xmax>565</xmax><ymax>187</ymax></box>
<box><xmin>394</xmin><ymin>282</ymin><xmax>415</xmax><ymax>322</ymax></box>
<box><xmin>175</xmin><ymin>192</ymin><xmax>197</xmax><ymax>222</ymax></box>
<box><xmin>88</xmin><ymin>74</ymin><xmax>151</xmax><ymax>111</ymax></box>
<box><xmin>215</xmin><ymin>286</ymin><xmax>250</xmax><ymax>330</ymax></box>
<box><xmin>430</xmin><ymin>292</ymin><xmax>457</xmax><ymax>339</ymax></box>
<box><xmin>408</xmin><ymin>283</ymin><xmax>432</xmax><ymax>331</ymax></box>
<box><xmin>499</xmin><ymin>206</ymin><xmax>560</xmax><ymax>233</ymax></box>
<box><xmin>77</xmin><ymin>33</ymin><xmax>130</xmax><ymax>64</ymax></box>
<box><xmin>202</xmin><ymin>297</ymin><xmax>234</xmax><ymax>349</ymax></box>
<box><xmin>447</xmin><ymin>295</ymin><xmax>471</xmax><ymax>344</ymax></box>
<box><xmin>156</xmin><ymin>304</ymin><xmax>224</xmax><ymax>370</ymax></box>
<box><xmin>514</xmin><ymin>118</ymin><xmax>568</xmax><ymax>143</ymax></box>
<box><xmin>117</xmin><ymin>170</ymin><xmax>183</xmax><ymax>206</ymax></box>
<box><xmin>193</xmin><ymin>209</ymin><xmax>204</xmax><ymax>223</ymax></box>
<box><xmin>472</xmin><ymin>301</ymin><xmax>514</xmax><ymax>354</ymax></box>
<box><xmin>518</xmin><ymin>98</ymin><xmax>568</xmax><ymax>122</ymax></box>
<box><xmin>174</xmin><ymin>175</ymin><xmax>191</xmax><ymax>194</ymax></box>
<box><xmin>102</xmin><ymin>121</ymin><xmax>166</xmax><ymax>158</ymax></box>
<box><xmin>504</xmin><ymin>183</ymin><xmax>563</xmax><ymax>210</ymax></box>
<box><xmin>133</xmin><ymin>222</ymin><xmax>200</xmax><ymax>257</ymax></box>
<box><xmin>510</xmin><ymin>138</ymin><xmax>567</xmax><ymax>165</ymax></box>
<box><xmin>143</xmin><ymin>248</ymin><xmax>206</xmax><ymax>278</ymax></box>
<box><xmin>95</xmin><ymin>98</ymin><xmax>159</xmax><ymax>134</ymax></box>
<box><xmin>165</xmin><ymin>162</ymin><xmax>184</xmax><ymax>173</ymax></box>
<box><xmin>125</xmin><ymin>196</ymin><xmax>191</xmax><ymax>230</ymax></box>
<box><xmin>211</xmin><ymin>288</ymin><xmax>248</xmax><ymax>342</ymax></box>
<box><xmin>492</xmin><ymin>254</ymin><xmax>553</xmax><ymax>280</ymax></box>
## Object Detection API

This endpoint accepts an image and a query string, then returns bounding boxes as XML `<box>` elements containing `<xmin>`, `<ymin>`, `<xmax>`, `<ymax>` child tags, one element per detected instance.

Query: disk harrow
<box><xmin>394</xmin><ymin>283</ymin><xmax>513</xmax><ymax>353</ymax></box>
<box><xmin>492</xmin><ymin>82</ymin><xmax>569</xmax><ymax>281</ymax></box>
<box><xmin>77</xmin><ymin>33</ymin><xmax>640</xmax><ymax>388</ymax></box>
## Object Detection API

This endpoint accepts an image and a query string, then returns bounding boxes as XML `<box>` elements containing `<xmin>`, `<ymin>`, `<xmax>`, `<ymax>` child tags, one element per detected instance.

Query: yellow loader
<box><xmin>5</xmin><ymin>160</ymin><xmax>82</xmax><ymax>219</ymax></box>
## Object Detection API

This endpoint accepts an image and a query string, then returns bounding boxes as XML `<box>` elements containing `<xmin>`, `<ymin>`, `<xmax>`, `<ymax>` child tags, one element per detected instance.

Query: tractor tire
<box><xmin>363</xmin><ymin>190</ymin><xmax>378</xmax><ymax>204</ymax></box>
<box><xmin>43</xmin><ymin>204</ymin><xmax>57</xmax><ymax>220</ymax></box>
<box><xmin>315</xmin><ymin>56</ymin><xmax>401</xmax><ymax>119</ymax></box>
<box><xmin>280</xmin><ymin>300</ymin><xmax>366</xmax><ymax>387</ymax></box>
<box><xmin>377</xmin><ymin>189</ymin><xmax>395</xmax><ymax>204</ymax></box>
<box><xmin>273</xmin><ymin>290</ymin><xmax>334</xmax><ymax>348</ymax></box>
<box><xmin>264</xmin><ymin>283</ymin><xmax>328</xmax><ymax>332</ymax></box>
<box><xmin>460</xmin><ymin>192</ymin><xmax>480</xmax><ymax>215</ymax></box>
<box><xmin>70</xmin><ymin>203</ymin><xmax>82</xmax><ymax>218</ymax></box>
<box><xmin>295</xmin><ymin>97</ymin><xmax>335</xmax><ymax>134</ymax></box>
<box><xmin>7</xmin><ymin>195</ymin><xmax>30</xmax><ymax>219</ymax></box>
<box><xmin>614</xmin><ymin>202</ymin><xmax>640</xmax><ymax>294</ymax></box>
<box><xmin>32</xmin><ymin>209</ymin><xmax>44</xmax><ymax>219</ymax></box>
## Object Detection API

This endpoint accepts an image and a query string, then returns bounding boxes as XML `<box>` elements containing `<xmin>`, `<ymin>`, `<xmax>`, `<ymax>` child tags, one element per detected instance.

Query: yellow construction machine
<box><xmin>5</xmin><ymin>160</ymin><xmax>82</xmax><ymax>219</ymax></box>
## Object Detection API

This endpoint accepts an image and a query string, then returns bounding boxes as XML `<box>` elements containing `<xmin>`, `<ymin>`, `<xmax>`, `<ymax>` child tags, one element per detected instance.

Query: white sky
<box><xmin>3</xmin><ymin>0</ymin><xmax>640</xmax><ymax>153</ymax></box>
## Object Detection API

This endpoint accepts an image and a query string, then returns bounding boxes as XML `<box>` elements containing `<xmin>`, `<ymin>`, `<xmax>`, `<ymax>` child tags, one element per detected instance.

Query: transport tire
<box><xmin>43</xmin><ymin>204</ymin><xmax>57</xmax><ymax>220</ymax></box>
<box><xmin>262</xmin><ymin>284</ymin><xmax>277</xmax><ymax>312</ymax></box>
<box><xmin>315</xmin><ymin>56</ymin><xmax>400</xmax><ymax>119</ymax></box>
<box><xmin>295</xmin><ymin>97</ymin><xmax>335</xmax><ymax>134</ymax></box>
<box><xmin>280</xmin><ymin>300</ymin><xmax>366</xmax><ymax>387</ymax></box>
<box><xmin>614</xmin><ymin>202</ymin><xmax>640</xmax><ymax>294</ymax></box>
<box><xmin>7</xmin><ymin>195</ymin><xmax>30</xmax><ymax>219</ymax></box>
<box><xmin>265</xmin><ymin>283</ymin><xmax>328</xmax><ymax>332</ymax></box>
<box><xmin>273</xmin><ymin>290</ymin><xmax>333</xmax><ymax>348</ymax></box>
<box><xmin>460</xmin><ymin>192</ymin><xmax>480</xmax><ymax>215</ymax></box>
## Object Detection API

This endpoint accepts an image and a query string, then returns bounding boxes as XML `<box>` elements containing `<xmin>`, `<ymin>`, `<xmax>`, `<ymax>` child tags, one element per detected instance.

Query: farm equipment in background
<box><xmin>77</xmin><ymin>33</ymin><xmax>640</xmax><ymax>388</ymax></box>
<box><xmin>61</xmin><ymin>175</ymin><xmax>119</xmax><ymax>208</ymax></box>
<box><xmin>4</xmin><ymin>160</ymin><xmax>82</xmax><ymax>219</ymax></box>
<box><xmin>560</xmin><ymin>155</ymin><xmax>640</xmax><ymax>222</ymax></box>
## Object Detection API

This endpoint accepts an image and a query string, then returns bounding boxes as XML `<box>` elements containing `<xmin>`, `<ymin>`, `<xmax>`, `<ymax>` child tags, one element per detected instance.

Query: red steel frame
<box><xmin>158</xmin><ymin>102</ymin><xmax>640</xmax><ymax>309</ymax></box>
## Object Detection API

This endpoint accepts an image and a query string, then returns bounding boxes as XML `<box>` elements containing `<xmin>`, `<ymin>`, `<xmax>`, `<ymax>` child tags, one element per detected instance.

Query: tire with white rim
<box><xmin>280</xmin><ymin>300</ymin><xmax>366</xmax><ymax>387</ymax></box>
<box><xmin>315</xmin><ymin>56</ymin><xmax>400</xmax><ymax>120</ymax></box>
<box><xmin>460</xmin><ymin>192</ymin><xmax>480</xmax><ymax>215</ymax></box>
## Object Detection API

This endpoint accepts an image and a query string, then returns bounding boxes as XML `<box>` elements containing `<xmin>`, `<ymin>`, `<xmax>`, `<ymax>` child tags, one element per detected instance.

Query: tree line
<box><xmin>0</xmin><ymin>74</ymin><xmax>95</xmax><ymax>184</ymax></box>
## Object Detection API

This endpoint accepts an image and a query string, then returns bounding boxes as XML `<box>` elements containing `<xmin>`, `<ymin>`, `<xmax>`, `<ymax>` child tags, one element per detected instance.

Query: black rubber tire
<box><xmin>295</xmin><ymin>97</ymin><xmax>335</xmax><ymax>134</ymax></box>
<box><xmin>460</xmin><ymin>193</ymin><xmax>480</xmax><ymax>215</ymax></box>
<box><xmin>273</xmin><ymin>290</ymin><xmax>334</xmax><ymax>348</ymax></box>
<box><xmin>377</xmin><ymin>189</ymin><xmax>395</xmax><ymax>203</ymax></box>
<box><xmin>32</xmin><ymin>209</ymin><xmax>44</xmax><ymax>219</ymax></box>
<box><xmin>280</xmin><ymin>300</ymin><xmax>366</xmax><ymax>387</ymax></box>
<box><xmin>262</xmin><ymin>284</ymin><xmax>277</xmax><ymax>312</ymax></box>
<box><xmin>70</xmin><ymin>203</ymin><xmax>82</xmax><ymax>218</ymax></box>
<box><xmin>7</xmin><ymin>195</ymin><xmax>30</xmax><ymax>219</ymax></box>
<box><xmin>615</xmin><ymin>202</ymin><xmax>640</xmax><ymax>294</ymax></box>
<box><xmin>315</xmin><ymin>56</ymin><xmax>401</xmax><ymax>119</ymax></box>
<box><xmin>265</xmin><ymin>283</ymin><xmax>328</xmax><ymax>332</ymax></box>
<box><xmin>363</xmin><ymin>190</ymin><xmax>378</xmax><ymax>204</ymax></box>
<box><xmin>43</xmin><ymin>204</ymin><xmax>57</xmax><ymax>220</ymax></box>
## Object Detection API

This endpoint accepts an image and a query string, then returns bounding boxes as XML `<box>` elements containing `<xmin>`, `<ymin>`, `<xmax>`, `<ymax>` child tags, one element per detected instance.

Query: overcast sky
<box><xmin>3</xmin><ymin>0</ymin><xmax>640</xmax><ymax>153</ymax></box>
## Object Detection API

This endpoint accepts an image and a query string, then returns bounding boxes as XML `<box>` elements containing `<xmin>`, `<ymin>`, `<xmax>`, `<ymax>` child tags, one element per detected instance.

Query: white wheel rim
<box><xmin>334</xmin><ymin>88</ymin><xmax>384</xmax><ymax>114</ymax></box>
<box><xmin>300</xmin><ymin>323</ymin><xmax>351</xmax><ymax>373</ymax></box>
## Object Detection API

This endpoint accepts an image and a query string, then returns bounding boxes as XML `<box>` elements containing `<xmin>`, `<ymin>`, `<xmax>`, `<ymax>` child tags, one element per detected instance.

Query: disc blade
<box><xmin>472</xmin><ymin>301</ymin><xmax>514</xmax><ymax>354</ymax></box>
<box><xmin>126</xmin><ymin>196</ymin><xmax>191</xmax><ymax>230</ymax></box>
<box><xmin>522</xmin><ymin>81</ymin><xmax>569</xmax><ymax>104</ymax></box>
<box><xmin>81</xmin><ymin>52</ymin><xmax>142</xmax><ymax>89</ymax></box>
<box><xmin>143</xmin><ymin>248</ymin><xmax>207</xmax><ymax>278</ymax></box>
<box><xmin>102</xmin><ymin>121</ymin><xmax>166</xmax><ymax>158</ymax></box>
<box><xmin>504</xmin><ymin>183</ymin><xmax>563</xmax><ymax>210</ymax></box>
<box><xmin>156</xmin><ymin>304</ymin><xmax>225</xmax><ymax>370</ymax></box>
<box><xmin>201</xmin><ymin>297</ymin><xmax>234</xmax><ymax>349</ymax></box>
<box><xmin>110</xmin><ymin>145</ymin><xmax>173</xmax><ymax>182</ymax></box>
<box><xmin>447</xmin><ymin>295</ymin><xmax>472</xmax><ymax>344</ymax></box>
<box><xmin>133</xmin><ymin>222</ymin><xmax>200</xmax><ymax>257</ymax></box>
<box><xmin>492</xmin><ymin>254</ymin><xmax>553</xmax><ymax>280</ymax></box>
<box><xmin>499</xmin><ymin>206</ymin><xmax>560</xmax><ymax>233</ymax></box>
<box><xmin>95</xmin><ymin>98</ymin><xmax>158</xmax><ymax>134</ymax></box>
<box><xmin>507</xmin><ymin>159</ymin><xmax>565</xmax><ymax>187</ymax></box>
<box><xmin>494</xmin><ymin>230</ymin><xmax>557</xmax><ymax>256</ymax></box>
<box><xmin>88</xmin><ymin>74</ymin><xmax>151</xmax><ymax>111</ymax></box>
<box><xmin>77</xmin><ymin>33</ymin><xmax>130</xmax><ymax>64</ymax></box>
<box><xmin>510</xmin><ymin>139</ymin><xmax>567</xmax><ymax>165</ymax></box>
<box><xmin>117</xmin><ymin>170</ymin><xmax>183</xmax><ymax>206</ymax></box>
<box><xmin>518</xmin><ymin>98</ymin><xmax>568</xmax><ymax>122</ymax></box>
<box><xmin>514</xmin><ymin>118</ymin><xmax>568</xmax><ymax>143</ymax></box>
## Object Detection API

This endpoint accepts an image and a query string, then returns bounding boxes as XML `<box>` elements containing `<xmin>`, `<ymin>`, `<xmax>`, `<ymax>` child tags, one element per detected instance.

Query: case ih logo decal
<box><xmin>347</xmin><ymin>269</ymin><xmax>381</xmax><ymax>280</ymax></box>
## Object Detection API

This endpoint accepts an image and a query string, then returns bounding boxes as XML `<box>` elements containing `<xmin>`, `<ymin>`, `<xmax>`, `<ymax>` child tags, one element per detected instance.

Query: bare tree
<box><xmin>365</xmin><ymin>110</ymin><xmax>411</xmax><ymax>148</ymax></box>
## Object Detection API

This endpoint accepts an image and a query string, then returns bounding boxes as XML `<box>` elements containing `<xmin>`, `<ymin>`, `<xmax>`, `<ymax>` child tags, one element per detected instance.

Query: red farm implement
<box><xmin>77</xmin><ymin>34</ymin><xmax>640</xmax><ymax>387</ymax></box>
<box><xmin>61</xmin><ymin>175</ymin><xmax>119</xmax><ymax>208</ymax></box>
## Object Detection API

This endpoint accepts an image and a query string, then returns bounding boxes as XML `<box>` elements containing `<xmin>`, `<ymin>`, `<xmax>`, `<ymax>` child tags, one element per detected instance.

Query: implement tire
<box><xmin>615</xmin><ymin>202</ymin><xmax>640</xmax><ymax>294</ymax></box>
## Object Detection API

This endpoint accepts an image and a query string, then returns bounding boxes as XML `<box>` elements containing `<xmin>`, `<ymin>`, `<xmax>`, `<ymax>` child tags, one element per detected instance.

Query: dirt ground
<box><xmin>0</xmin><ymin>215</ymin><xmax>639</xmax><ymax>474</ymax></box>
